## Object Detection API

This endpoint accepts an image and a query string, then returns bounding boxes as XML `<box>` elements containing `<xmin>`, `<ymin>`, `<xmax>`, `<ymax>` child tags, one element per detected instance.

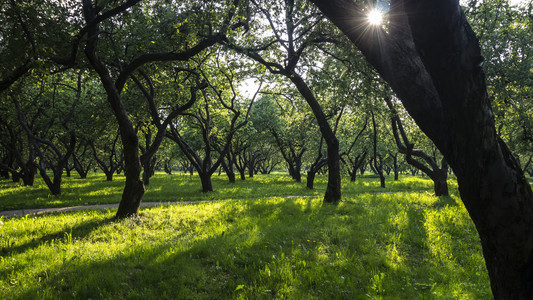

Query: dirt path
<box><xmin>0</xmin><ymin>196</ymin><xmax>318</xmax><ymax>218</ymax></box>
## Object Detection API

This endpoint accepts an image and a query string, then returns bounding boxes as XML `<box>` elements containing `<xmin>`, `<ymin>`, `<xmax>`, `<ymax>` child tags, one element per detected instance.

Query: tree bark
<box><xmin>221</xmin><ymin>158</ymin><xmax>236</xmax><ymax>183</ymax></box>
<box><xmin>199</xmin><ymin>172</ymin><xmax>213</xmax><ymax>193</ymax></box>
<box><xmin>371</xmin><ymin>111</ymin><xmax>385</xmax><ymax>188</ymax></box>
<box><xmin>393</xmin><ymin>154</ymin><xmax>399</xmax><ymax>181</ymax></box>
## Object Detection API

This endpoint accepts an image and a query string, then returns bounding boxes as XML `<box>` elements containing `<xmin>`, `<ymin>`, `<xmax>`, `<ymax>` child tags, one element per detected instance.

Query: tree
<box><xmin>0</xmin><ymin>115</ymin><xmax>37</xmax><ymax>186</ymax></box>
<box><xmin>81</xmin><ymin>0</ymin><xmax>241</xmax><ymax>218</ymax></box>
<box><xmin>251</xmin><ymin>93</ymin><xmax>309</xmax><ymax>182</ymax></box>
<box><xmin>10</xmin><ymin>72</ymin><xmax>79</xmax><ymax>195</ymax></box>
<box><xmin>166</xmin><ymin>56</ymin><xmax>258</xmax><ymax>192</ymax></box>
<box><xmin>131</xmin><ymin>67</ymin><xmax>206</xmax><ymax>186</ymax></box>
<box><xmin>466</xmin><ymin>1</ymin><xmax>533</xmax><ymax>174</ymax></box>
<box><xmin>370</xmin><ymin>110</ymin><xmax>385</xmax><ymax>188</ymax></box>
<box><xmin>385</xmin><ymin>95</ymin><xmax>449</xmax><ymax>195</ymax></box>
<box><xmin>225</xmin><ymin>0</ymin><xmax>342</xmax><ymax>202</ymax></box>
<box><xmin>311</xmin><ymin>0</ymin><xmax>533</xmax><ymax>297</ymax></box>
<box><xmin>90</xmin><ymin>132</ymin><xmax>122</xmax><ymax>181</ymax></box>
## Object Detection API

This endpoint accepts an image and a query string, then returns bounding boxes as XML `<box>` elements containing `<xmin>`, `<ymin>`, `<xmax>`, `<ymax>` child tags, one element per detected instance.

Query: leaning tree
<box><xmin>81</xmin><ymin>0</ymin><xmax>244</xmax><ymax>218</ymax></box>
<box><xmin>311</xmin><ymin>0</ymin><xmax>533</xmax><ymax>297</ymax></box>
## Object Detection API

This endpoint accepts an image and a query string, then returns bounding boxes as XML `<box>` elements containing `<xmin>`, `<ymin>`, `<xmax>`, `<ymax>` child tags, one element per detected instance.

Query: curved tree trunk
<box><xmin>83</xmin><ymin>0</ymin><xmax>144</xmax><ymax>219</ymax></box>
<box><xmin>115</xmin><ymin>135</ymin><xmax>144</xmax><ymax>218</ymax></box>
<box><xmin>221</xmin><ymin>159</ymin><xmax>236</xmax><ymax>183</ymax></box>
<box><xmin>288</xmin><ymin>73</ymin><xmax>341</xmax><ymax>203</ymax></box>
<box><xmin>311</xmin><ymin>0</ymin><xmax>533</xmax><ymax>297</ymax></box>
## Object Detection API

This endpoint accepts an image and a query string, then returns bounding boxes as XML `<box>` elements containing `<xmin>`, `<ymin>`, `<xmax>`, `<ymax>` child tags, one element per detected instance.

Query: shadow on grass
<box><xmin>0</xmin><ymin>215</ymin><xmax>114</xmax><ymax>261</ymax></box>
<box><xmin>431</xmin><ymin>196</ymin><xmax>458</xmax><ymax>209</ymax></box>
<box><xmin>8</xmin><ymin>195</ymin><xmax>490</xmax><ymax>299</ymax></box>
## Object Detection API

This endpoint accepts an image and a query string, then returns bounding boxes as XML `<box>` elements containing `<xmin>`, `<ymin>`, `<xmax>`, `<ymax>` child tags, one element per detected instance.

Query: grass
<box><xmin>0</xmin><ymin>171</ymin><xmax>454</xmax><ymax>211</ymax></box>
<box><xmin>0</xmin><ymin>173</ymin><xmax>490</xmax><ymax>299</ymax></box>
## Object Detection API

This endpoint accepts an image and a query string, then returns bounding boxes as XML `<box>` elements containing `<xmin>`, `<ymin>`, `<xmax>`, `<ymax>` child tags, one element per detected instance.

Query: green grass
<box><xmin>0</xmin><ymin>172</ymin><xmax>455</xmax><ymax>211</ymax></box>
<box><xmin>0</xmin><ymin>172</ymin><xmax>321</xmax><ymax>211</ymax></box>
<box><xmin>0</xmin><ymin>173</ymin><xmax>490</xmax><ymax>299</ymax></box>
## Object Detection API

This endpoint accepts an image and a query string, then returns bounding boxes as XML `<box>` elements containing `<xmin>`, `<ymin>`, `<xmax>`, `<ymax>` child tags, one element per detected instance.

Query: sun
<box><xmin>367</xmin><ymin>9</ymin><xmax>384</xmax><ymax>26</ymax></box>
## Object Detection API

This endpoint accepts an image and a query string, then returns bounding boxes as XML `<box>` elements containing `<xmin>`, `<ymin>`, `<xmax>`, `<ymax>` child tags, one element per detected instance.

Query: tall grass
<box><xmin>0</xmin><ymin>173</ymin><xmax>490</xmax><ymax>299</ymax></box>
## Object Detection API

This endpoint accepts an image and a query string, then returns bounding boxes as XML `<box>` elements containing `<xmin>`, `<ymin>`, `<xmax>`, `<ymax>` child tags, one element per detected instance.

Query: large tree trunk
<box><xmin>311</xmin><ymin>0</ymin><xmax>533</xmax><ymax>297</ymax></box>
<box><xmin>289</xmin><ymin>73</ymin><xmax>341</xmax><ymax>203</ymax></box>
<box><xmin>83</xmin><ymin>0</ymin><xmax>145</xmax><ymax>219</ymax></box>
<box><xmin>115</xmin><ymin>134</ymin><xmax>144</xmax><ymax>218</ymax></box>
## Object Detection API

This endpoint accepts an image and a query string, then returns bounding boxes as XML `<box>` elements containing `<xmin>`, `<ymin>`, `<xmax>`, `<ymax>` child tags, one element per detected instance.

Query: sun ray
<box><xmin>367</xmin><ymin>9</ymin><xmax>383</xmax><ymax>26</ymax></box>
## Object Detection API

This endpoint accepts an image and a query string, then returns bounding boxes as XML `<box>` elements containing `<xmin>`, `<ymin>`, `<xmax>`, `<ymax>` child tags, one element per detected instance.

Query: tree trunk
<box><xmin>248</xmin><ymin>162</ymin><xmax>254</xmax><ymax>178</ymax></box>
<box><xmin>142</xmin><ymin>156</ymin><xmax>156</xmax><ymax>186</ymax></box>
<box><xmin>11</xmin><ymin>171</ymin><xmax>21</xmax><ymax>183</ymax></box>
<box><xmin>324</xmin><ymin>139</ymin><xmax>341</xmax><ymax>202</ymax></box>
<box><xmin>115</xmin><ymin>136</ymin><xmax>144</xmax><ymax>218</ymax></box>
<box><xmin>39</xmin><ymin>167</ymin><xmax>62</xmax><ymax>196</ymax></box>
<box><xmin>350</xmin><ymin>171</ymin><xmax>356</xmax><ymax>182</ymax></box>
<box><xmin>50</xmin><ymin>169</ymin><xmax>62</xmax><ymax>196</ymax></box>
<box><xmin>288</xmin><ymin>73</ymin><xmax>341</xmax><ymax>203</ymax></box>
<box><xmin>21</xmin><ymin>169</ymin><xmax>35</xmax><ymax>186</ymax></box>
<box><xmin>199</xmin><ymin>172</ymin><xmax>213</xmax><ymax>193</ymax></box>
<box><xmin>307</xmin><ymin>170</ymin><xmax>316</xmax><ymax>189</ymax></box>
<box><xmin>292</xmin><ymin>164</ymin><xmax>302</xmax><ymax>183</ymax></box>
<box><xmin>432</xmin><ymin>159</ymin><xmax>449</xmax><ymax>196</ymax></box>
<box><xmin>221</xmin><ymin>159</ymin><xmax>236</xmax><ymax>183</ymax></box>
<box><xmin>393</xmin><ymin>155</ymin><xmax>399</xmax><ymax>181</ymax></box>
<box><xmin>83</xmin><ymin>0</ymin><xmax>145</xmax><ymax>219</ymax></box>
<box><xmin>227</xmin><ymin>171</ymin><xmax>236</xmax><ymax>183</ymax></box>
<box><xmin>433</xmin><ymin>176</ymin><xmax>448</xmax><ymax>196</ymax></box>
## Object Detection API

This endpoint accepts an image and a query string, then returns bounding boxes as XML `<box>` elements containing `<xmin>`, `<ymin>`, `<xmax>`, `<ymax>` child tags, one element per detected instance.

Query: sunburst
<box><xmin>367</xmin><ymin>9</ymin><xmax>384</xmax><ymax>26</ymax></box>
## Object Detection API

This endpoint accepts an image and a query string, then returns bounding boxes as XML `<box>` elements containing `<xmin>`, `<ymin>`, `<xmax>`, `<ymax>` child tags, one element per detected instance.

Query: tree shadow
<box><xmin>0</xmin><ymin>213</ymin><xmax>114</xmax><ymax>259</ymax></box>
<box><xmin>5</xmin><ymin>195</ymin><xmax>489</xmax><ymax>299</ymax></box>
<box><xmin>431</xmin><ymin>195</ymin><xmax>458</xmax><ymax>209</ymax></box>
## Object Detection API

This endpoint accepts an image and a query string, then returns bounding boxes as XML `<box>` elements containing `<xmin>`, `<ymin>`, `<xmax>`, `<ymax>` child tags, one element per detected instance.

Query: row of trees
<box><xmin>1</xmin><ymin>0</ymin><xmax>532</xmax><ymax>297</ymax></box>
<box><xmin>0</xmin><ymin>0</ymin><xmax>453</xmax><ymax>202</ymax></box>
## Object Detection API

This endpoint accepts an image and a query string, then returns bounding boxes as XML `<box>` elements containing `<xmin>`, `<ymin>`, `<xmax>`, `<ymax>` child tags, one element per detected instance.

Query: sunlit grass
<box><xmin>0</xmin><ymin>172</ymin><xmax>460</xmax><ymax>211</ymax></box>
<box><xmin>0</xmin><ymin>190</ymin><xmax>491</xmax><ymax>299</ymax></box>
